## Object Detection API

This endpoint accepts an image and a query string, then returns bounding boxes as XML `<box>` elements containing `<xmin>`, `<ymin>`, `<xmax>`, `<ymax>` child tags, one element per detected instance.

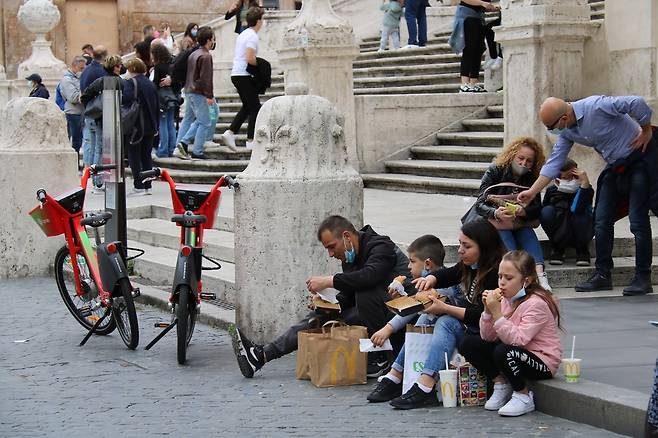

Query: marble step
<box><xmin>357</xmin><ymin>43</ymin><xmax>454</xmax><ymax>61</ymax></box>
<box><xmin>487</xmin><ymin>104</ymin><xmax>504</xmax><ymax>118</ymax></box>
<box><xmin>352</xmin><ymin>62</ymin><xmax>462</xmax><ymax>78</ymax></box>
<box><xmin>353</xmin><ymin>72</ymin><xmax>481</xmax><ymax>89</ymax></box>
<box><xmin>436</xmin><ymin>131</ymin><xmax>504</xmax><ymax>147</ymax></box>
<box><xmin>360</xmin><ymin>34</ymin><xmax>450</xmax><ymax>48</ymax></box>
<box><xmin>353</xmin><ymin>52</ymin><xmax>463</xmax><ymax>68</ymax></box>
<box><xmin>384</xmin><ymin>159</ymin><xmax>490</xmax><ymax>180</ymax></box>
<box><xmin>362</xmin><ymin>173</ymin><xmax>481</xmax><ymax>196</ymax></box>
<box><xmin>411</xmin><ymin>145</ymin><xmax>501</xmax><ymax>162</ymax></box>
<box><xmin>152</xmin><ymin>156</ymin><xmax>249</xmax><ymax>173</ymax></box>
<box><xmin>462</xmin><ymin>118</ymin><xmax>505</xmax><ymax>132</ymax></box>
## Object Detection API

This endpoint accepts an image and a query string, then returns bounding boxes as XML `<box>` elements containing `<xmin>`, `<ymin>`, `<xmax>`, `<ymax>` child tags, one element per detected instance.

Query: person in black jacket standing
<box><xmin>123</xmin><ymin>58</ymin><xmax>159</xmax><ymax>195</ymax></box>
<box><xmin>26</xmin><ymin>73</ymin><xmax>50</xmax><ymax>99</ymax></box>
<box><xmin>232</xmin><ymin>215</ymin><xmax>411</xmax><ymax>379</ymax></box>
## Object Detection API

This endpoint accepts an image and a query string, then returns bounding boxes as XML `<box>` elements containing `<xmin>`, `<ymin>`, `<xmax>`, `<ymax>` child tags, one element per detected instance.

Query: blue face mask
<box><xmin>191</xmin><ymin>29</ymin><xmax>198</xmax><ymax>37</ymax></box>
<box><xmin>343</xmin><ymin>236</ymin><xmax>356</xmax><ymax>264</ymax></box>
<box><xmin>547</xmin><ymin>127</ymin><xmax>566</xmax><ymax>137</ymax></box>
<box><xmin>511</xmin><ymin>283</ymin><xmax>528</xmax><ymax>302</ymax></box>
<box><xmin>421</xmin><ymin>268</ymin><xmax>431</xmax><ymax>277</ymax></box>
<box><xmin>470</xmin><ymin>262</ymin><xmax>480</xmax><ymax>270</ymax></box>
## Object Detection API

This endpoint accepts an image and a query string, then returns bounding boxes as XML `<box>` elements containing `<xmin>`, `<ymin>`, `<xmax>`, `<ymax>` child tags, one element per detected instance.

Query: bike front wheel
<box><xmin>176</xmin><ymin>285</ymin><xmax>197</xmax><ymax>365</ymax></box>
<box><xmin>54</xmin><ymin>245</ymin><xmax>116</xmax><ymax>335</ymax></box>
<box><xmin>111</xmin><ymin>278</ymin><xmax>139</xmax><ymax>350</ymax></box>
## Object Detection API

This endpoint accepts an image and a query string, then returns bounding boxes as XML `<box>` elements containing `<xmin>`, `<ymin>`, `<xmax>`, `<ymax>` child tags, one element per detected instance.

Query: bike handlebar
<box><xmin>222</xmin><ymin>175</ymin><xmax>239</xmax><ymax>189</ymax></box>
<box><xmin>172</xmin><ymin>212</ymin><xmax>207</xmax><ymax>226</ymax></box>
<box><xmin>80</xmin><ymin>211</ymin><xmax>113</xmax><ymax>227</ymax></box>
<box><xmin>36</xmin><ymin>188</ymin><xmax>47</xmax><ymax>203</ymax></box>
<box><xmin>139</xmin><ymin>168</ymin><xmax>161</xmax><ymax>181</ymax></box>
<box><xmin>90</xmin><ymin>164</ymin><xmax>116</xmax><ymax>174</ymax></box>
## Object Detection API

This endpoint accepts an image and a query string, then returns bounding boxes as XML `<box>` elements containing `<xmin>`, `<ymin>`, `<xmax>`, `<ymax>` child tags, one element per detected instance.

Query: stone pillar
<box><xmin>16</xmin><ymin>0</ymin><xmax>66</xmax><ymax>85</ymax></box>
<box><xmin>0</xmin><ymin>66</ymin><xmax>8</xmax><ymax>108</ymax></box>
<box><xmin>234</xmin><ymin>90</ymin><xmax>364</xmax><ymax>343</ymax></box>
<box><xmin>0</xmin><ymin>97</ymin><xmax>76</xmax><ymax>279</ymax></box>
<box><xmin>605</xmin><ymin>0</ymin><xmax>658</xmax><ymax>108</ymax></box>
<box><xmin>277</xmin><ymin>0</ymin><xmax>360</xmax><ymax>169</ymax></box>
<box><xmin>495</xmin><ymin>0</ymin><xmax>594</xmax><ymax>145</ymax></box>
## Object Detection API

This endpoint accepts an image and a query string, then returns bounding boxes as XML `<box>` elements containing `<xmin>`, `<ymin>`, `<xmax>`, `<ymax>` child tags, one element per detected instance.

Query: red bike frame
<box><xmin>157</xmin><ymin>169</ymin><xmax>224</xmax><ymax>306</ymax></box>
<box><xmin>29</xmin><ymin>168</ymin><xmax>109</xmax><ymax>305</ymax></box>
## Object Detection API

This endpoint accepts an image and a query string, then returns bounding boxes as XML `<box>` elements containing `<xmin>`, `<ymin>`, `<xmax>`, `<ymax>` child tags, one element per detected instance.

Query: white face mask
<box><xmin>511</xmin><ymin>161</ymin><xmax>530</xmax><ymax>176</ymax></box>
<box><xmin>557</xmin><ymin>179</ymin><xmax>580</xmax><ymax>194</ymax></box>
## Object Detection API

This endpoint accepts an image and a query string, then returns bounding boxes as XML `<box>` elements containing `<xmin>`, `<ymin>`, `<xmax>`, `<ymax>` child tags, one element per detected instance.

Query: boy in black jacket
<box><xmin>232</xmin><ymin>215</ymin><xmax>411</xmax><ymax>379</ymax></box>
<box><xmin>540</xmin><ymin>158</ymin><xmax>594</xmax><ymax>266</ymax></box>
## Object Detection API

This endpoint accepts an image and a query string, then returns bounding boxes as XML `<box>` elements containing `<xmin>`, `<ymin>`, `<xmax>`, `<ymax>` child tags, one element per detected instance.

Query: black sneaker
<box><xmin>622</xmin><ymin>276</ymin><xmax>653</xmax><ymax>296</ymax></box>
<box><xmin>367</xmin><ymin>352</ymin><xmax>390</xmax><ymax>378</ymax></box>
<box><xmin>231</xmin><ymin>327</ymin><xmax>265</xmax><ymax>378</ymax></box>
<box><xmin>575</xmin><ymin>272</ymin><xmax>613</xmax><ymax>292</ymax></box>
<box><xmin>367</xmin><ymin>377</ymin><xmax>402</xmax><ymax>403</ymax></box>
<box><xmin>190</xmin><ymin>152</ymin><xmax>207</xmax><ymax>160</ymax></box>
<box><xmin>575</xmin><ymin>250</ymin><xmax>591</xmax><ymax>267</ymax></box>
<box><xmin>548</xmin><ymin>249</ymin><xmax>564</xmax><ymax>265</ymax></box>
<box><xmin>389</xmin><ymin>383</ymin><xmax>439</xmax><ymax>410</ymax></box>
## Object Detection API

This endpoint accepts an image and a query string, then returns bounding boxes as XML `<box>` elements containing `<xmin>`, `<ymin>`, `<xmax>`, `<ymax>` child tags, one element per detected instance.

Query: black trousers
<box><xmin>263</xmin><ymin>288</ymin><xmax>403</xmax><ymax>361</ymax></box>
<box><xmin>126</xmin><ymin>133</ymin><xmax>154</xmax><ymax>190</ymax></box>
<box><xmin>461</xmin><ymin>17</ymin><xmax>486</xmax><ymax>79</ymax></box>
<box><xmin>229</xmin><ymin>76</ymin><xmax>261</xmax><ymax>140</ymax></box>
<box><xmin>485</xmin><ymin>14</ymin><xmax>501</xmax><ymax>59</ymax></box>
<box><xmin>459</xmin><ymin>334</ymin><xmax>552</xmax><ymax>391</ymax></box>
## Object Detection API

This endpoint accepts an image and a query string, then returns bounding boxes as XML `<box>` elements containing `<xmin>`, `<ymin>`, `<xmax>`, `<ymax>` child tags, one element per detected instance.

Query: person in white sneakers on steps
<box><xmin>459</xmin><ymin>250</ymin><xmax>562</xmax><ymax>417</ymax></box>
<box><xmin>223</xmin><ymin>7</ymin><xmax>264</xmax><ymax>151</ymax></box>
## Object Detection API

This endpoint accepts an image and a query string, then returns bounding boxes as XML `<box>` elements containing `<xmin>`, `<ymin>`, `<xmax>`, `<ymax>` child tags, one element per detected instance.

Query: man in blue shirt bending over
<box><xmin>518</xmin><ymin>95</ymin><xmax>656</xmax><ymax>296</ymax></box>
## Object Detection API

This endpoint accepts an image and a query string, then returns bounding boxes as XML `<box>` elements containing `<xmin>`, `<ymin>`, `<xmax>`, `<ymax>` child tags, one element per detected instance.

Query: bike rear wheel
<box><xmin>111</xmin><ymin>278</ymin><xmax>139</xmax><ymax>350</ymax></box>
<box><xmin>176</xmin><ymin>285</ymin><xmax>196</xmax><ymax>364</ymax></box>
<box><xmin>54</xmin><ymin>245</ymin><xmax>116</xmax><ymax>335</ymax></box>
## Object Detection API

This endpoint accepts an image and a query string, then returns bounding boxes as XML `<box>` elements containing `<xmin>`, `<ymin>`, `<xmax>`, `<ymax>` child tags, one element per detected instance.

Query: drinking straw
<box><xmin>570</xmin><ymin>335</ymin><xmax>576</xmax><ymax>360</ymax></box>
<box><xmin>444</xmin><ymin>352</ymin><xmax>449</xmax><ymax>371</ymax></box>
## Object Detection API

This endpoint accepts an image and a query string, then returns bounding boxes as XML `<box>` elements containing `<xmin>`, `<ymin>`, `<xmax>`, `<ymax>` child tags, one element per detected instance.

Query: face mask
<box><xmin>210</xmin><ymin>42</ymin><xmax>217</xmax><ymax>51</ymax></box>
<box><xmin>470</xmin><ymin>262</ymin><xmax>479</xmax><ymax>270</ymax></box>
<box><xmin>557</xmin><ymin>179</ymin><xmax>579</xmax><ymax>194</ymax></box>
<box><xmin>511</xmin><ymin>282</ymin><xmax>528</xmax><ymax>303</ymax></box>
<box><xmin>511</xmin><ymin>161</ymin><xmax>530</xmax><ymax>176</ymax></box>
<box><xmin>547</xmin><ymin>127</ymin><xmax>566</xmax><ymax>137</ymax></box>
<box><xmin>421</xmin><ymin>268</ymin><xmax>431</xmax><ymax>277</ymax></box>
<box><xmin>27</xmin><ymin>81</ymin><xmax>34</xmax><ymax>88</ymax></box>
<box><xmin>191</xmin><ymin>29</ymin><xmax>198</xmax><ymax>37</ymax></box>
<box><xmin>343</xmin><ymin>236</ymin><xmax>356</xmax><ymax>264</ymax></box>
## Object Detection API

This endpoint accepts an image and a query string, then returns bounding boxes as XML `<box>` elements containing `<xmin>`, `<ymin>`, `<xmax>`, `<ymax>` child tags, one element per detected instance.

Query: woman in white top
<box><xmin>159</xmin><ymin>22</ymin><xmax>176</xmax><ymax>54</ymax></box>
<box><xmin>222</xmin><ymin>6</ymin><xmax>264</xmax><ymax>151</ymax></box>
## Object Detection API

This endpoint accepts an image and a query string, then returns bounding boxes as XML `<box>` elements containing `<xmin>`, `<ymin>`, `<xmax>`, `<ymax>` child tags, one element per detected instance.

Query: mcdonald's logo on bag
<box><xmin>330</xmin><ymin>345</ymin><xmax>359</xmax><ymax>384</ymax></box>
<box><xmin>441</xmin><ymin>381</ymin><xmax>455</xmax><ymax>399</ymax></box>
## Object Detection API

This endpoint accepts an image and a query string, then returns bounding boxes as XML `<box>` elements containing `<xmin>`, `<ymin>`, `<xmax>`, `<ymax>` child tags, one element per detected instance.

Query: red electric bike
<box><xmin>29</xmin><ymin>164</ymin><xmax>140</xmax><ymax>349</ymax></box>
<box><xmin>140</xmin><ymin>168</ymin><xmax>238</xmax><ymax>364</ymax></box>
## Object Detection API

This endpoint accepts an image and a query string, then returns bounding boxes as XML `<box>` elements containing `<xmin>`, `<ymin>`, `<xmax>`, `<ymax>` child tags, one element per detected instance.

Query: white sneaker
<box><xmin>401</xmin><ymin>44</ymin><xmax>419</xmax><ymax>50</ymax></box>
<box><xmin>537</xmin><ymin>272</ymin><xmax>552</xmax><ymax>291</ymax></box>
<box><xmin>490</xmin><ymin>57</ymin><xmax>503</xmax><ymax>71</ymax></box>
<box><xmin>459</xmin><ymin>84</ymin><xmax>473</xmax><ymax>93</ymax></box>
<box><xmin>245</xmin><ymin>140</ymin><xmax>255</xmax><ymax>150</ymax></box>
<box><xmin>175</xmin><ymin>143</ymin><xmax>190</xmax><ymax>160</ymax></box>
<box><xmin>377</xmin><ymin>48</ymin><xmax>386</xmax><ymax>53</ymax></box>
<box><xmin>204</xmin><ymin>141</ymin><xmax>221</xmax><ymax>148</ymax></box>
<box><xmin>222</xmin><ymin>130</ymin><xmax>238</xmax><ymax>151</ymax></box>
<box><xmin>129</xmin><ymin>187</ymin><xmax>146</xmax><ymax>196</ymax></box>
<box><xmin>498</xmin><ymin>391</ymin><xmax>535</xmax><ymax>417</ymax></box>
<box><xmin>484</xmin><ymin>382</ymin><xmax>512</xmax><ymax>411</ymax></box>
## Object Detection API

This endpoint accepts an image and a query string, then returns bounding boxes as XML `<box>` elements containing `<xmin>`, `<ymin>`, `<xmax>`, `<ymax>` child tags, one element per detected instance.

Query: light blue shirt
<box><xmin>540</xmin><ymin>95</ymin><xmax>653</xmax><ymax>179</ymax></box>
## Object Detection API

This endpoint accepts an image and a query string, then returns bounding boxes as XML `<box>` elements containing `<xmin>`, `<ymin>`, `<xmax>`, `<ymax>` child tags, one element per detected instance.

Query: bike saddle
<box><xmin>81</xmin><ymin>211</ymin><xmax>113</xmax><ymax>228</ymax></box>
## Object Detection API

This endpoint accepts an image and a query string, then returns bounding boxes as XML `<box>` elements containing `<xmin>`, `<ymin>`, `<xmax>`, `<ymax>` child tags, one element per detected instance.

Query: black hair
<box><xmin>408</xmin><ymin>235</ymin><xmax>445</xmax><ymax>267</ymax></box>
<box><xmin>81</xmin><ymin>43</ymin><xmax>94</xmax><ymax>51</ymax></box>
<box><xmin>197</xmin><ymin>26</ymin><xmax>215</xmax><ymax>46</ymax></box>
<box><xmin>150</xmin><ymin>43</ymin><xmax>171</xmax><ymax>65</ymax></box>
<box><xmin>184</xmin><ymin>22</ymin><xmax>199</xmax><ymax>39</ymax></box>
<box><xmin>316</xmin><ymin>215</ymin><xmax>357</xmax><ymax>241</ymax></box>
<box><xmin>560</xmin><ymin>158</ymin><xmax>578</xmax><ymax>172</ymax></box>
<box><xmin>143</xmin><ymin>24</ymin><xmax>154</xmax><ymax>37</ymax></box>
<box><xmin>246</xmin><ymin>6</ymin><xmax>264</xmax><ymax>27</ymax></box>
<box><xmin>460</xmin><ymin>218</ymin><xmax>506</xmax><ymax>302</ymax></box>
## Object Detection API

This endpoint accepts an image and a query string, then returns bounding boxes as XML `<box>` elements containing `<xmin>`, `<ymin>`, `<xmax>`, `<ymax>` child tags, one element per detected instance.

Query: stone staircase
<box><xmin>124</xmin><ymin>204</ymin><xmax>655</xmax><ymax>308</ymax></box>
<box><xmin>151</xmin><ymin>1</ymin><xmax>605</xmax><ymax>189</ymax></box>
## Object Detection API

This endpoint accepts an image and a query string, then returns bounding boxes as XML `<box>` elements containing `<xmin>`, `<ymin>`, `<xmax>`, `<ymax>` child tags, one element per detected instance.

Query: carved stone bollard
<box><xmin>0</xmin><ymin>97</ymin><xmax>76</xmax><ymax>278</ymax></box>
<box><xmin>234</xmin><ymin>92</ymin><xmax>364</xmax><ymax>343</ymax></box>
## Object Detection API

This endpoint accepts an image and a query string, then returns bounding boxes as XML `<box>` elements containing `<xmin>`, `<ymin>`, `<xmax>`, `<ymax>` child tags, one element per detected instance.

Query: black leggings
<box><xmin>459</xmin><ymin>334</ymin><xmax>552</xmax><ymax>391</ymax></box>
<box><xmin>461</xmin><ymin>17</ymin><xmax>486</xmax><ymax>79</ymax></box>
<box><xmin>229</xmin><ymin>75</ymin><xmax>261</xmax><ymax>140</ymax></box>
<box><xmin>126</xmin><ymin>133</ymin><xmax>154</xmax><ymax>189</ymax></box>
<box><xmin>485</xmin><ymin>14</ymin><xmax>501</xmax><ymax>59</ymax></box>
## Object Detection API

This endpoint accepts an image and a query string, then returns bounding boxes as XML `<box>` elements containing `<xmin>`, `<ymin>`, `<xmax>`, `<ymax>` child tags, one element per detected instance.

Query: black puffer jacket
<box><xmin>474</xmin><ymin>164</ymin><xmax>542</xmax><ymax>221</ymax></box>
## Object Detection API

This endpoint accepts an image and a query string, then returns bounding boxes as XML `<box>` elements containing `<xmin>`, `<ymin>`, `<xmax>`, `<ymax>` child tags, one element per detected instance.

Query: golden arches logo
<box><xmin>330</xmin><ymin>346</ymin><xmax>359</xmax><ymax>384</ymax></box>
<box><xmin>441</xmin><ymin>381</ymin><xmax>455</xmax><ymax>399</ymax></box>
<box><xmin>563</xmin><ymin>362</ymin><xmax>581</xmax><ymax>376</ymax></box>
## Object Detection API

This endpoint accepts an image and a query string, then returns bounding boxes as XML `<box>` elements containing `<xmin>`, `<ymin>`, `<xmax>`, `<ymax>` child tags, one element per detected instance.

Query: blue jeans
<box><xmin>156</xmin><ymin>107</ymin><xmax>177</xmax><ymax>158</ymax></box>
<box><xmin>66</xmin><ymin>114</ymin><xmax>82</xmax><ymax>152</ymax></box>
<box><xmin>405</xmin><ymin>0</ymin><xmax>427</xmax><ymax>46</ymax></box>
<box><xmin>594</xmin><ymin>164</ymin><xmax>652</xmax><ymax>278</ymax></box>
<box><xmin>499</xmin><ymin>227</ymin><xmax>544</xmax><ymax>265</ymax></box>
<box><xmin>83</xmin><ymin>117</ymin><xmax>103</xmax><ymax>187</ymax></box>
<box><xmin>176</xmin><ymin>92</ymin><xmax>211</xmax><ymax>156</ymax></box>
<box><xmin>380</xmin><ymin>26</ymin><xmax>400</xmax><ymax>50</ymax></box>
<box><xmin>391</xmin><ymin>314</ymin><xmax>465</xmax><ymax>378</ymax></box>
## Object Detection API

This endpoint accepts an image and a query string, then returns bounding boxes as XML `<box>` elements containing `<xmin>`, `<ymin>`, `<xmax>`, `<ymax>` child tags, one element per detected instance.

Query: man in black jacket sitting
<box><xmin>232</xmin><ymin>215</ymin><xmax>411</xmax><ymax>379</ymax></box>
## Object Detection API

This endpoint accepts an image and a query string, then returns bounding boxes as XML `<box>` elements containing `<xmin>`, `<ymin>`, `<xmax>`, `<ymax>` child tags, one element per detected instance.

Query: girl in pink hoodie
<box><xmin>459</xmin><ymin>250</ymin><xmax>562</xmax><ymax>417</ymax></box>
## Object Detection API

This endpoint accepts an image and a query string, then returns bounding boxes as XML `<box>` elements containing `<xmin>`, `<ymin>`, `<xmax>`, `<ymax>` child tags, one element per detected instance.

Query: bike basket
<box><xmin>29</xmin><ymin>203</ymin><xmax>66</xmax><ymax>237</ymax></box>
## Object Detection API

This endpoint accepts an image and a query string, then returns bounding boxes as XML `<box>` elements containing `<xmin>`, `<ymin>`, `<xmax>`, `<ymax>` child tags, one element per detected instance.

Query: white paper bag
<box><xmin>402</xmin><ymin>326</ymin><xmax>434</xmax><ymax>394</ymax></box>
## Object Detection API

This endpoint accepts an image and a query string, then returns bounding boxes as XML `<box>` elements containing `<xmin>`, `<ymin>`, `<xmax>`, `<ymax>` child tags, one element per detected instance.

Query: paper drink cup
<box><xmin>438</xmin><ymin>369</ymin><xmax>458</xmax><ymax>407</ymax></box>
<box><xmin>562</xmin><ymin>358</ymin><xmax>582</xmax><ymax>383</ymax></box>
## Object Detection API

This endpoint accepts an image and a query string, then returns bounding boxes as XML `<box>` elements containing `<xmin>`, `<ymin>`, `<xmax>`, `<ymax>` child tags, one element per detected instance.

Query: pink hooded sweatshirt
<box><xmin>480</xmin><ymin>294</ymin><xmax>563</xmax><ymax>375</ymax></box>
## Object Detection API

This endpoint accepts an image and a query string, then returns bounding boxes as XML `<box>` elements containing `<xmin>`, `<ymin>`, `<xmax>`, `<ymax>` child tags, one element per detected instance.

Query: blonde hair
<box><xmin>103</xmin><ymin>55</ymin><xmax>123</xmax><ymax>71</ymax></box>
<box><xmin>494</xmin><ymin>137</ymin><xmax>546</xmax><ymax>178</ymax></box>
<box><xmin>501</xmin><ymin>250</ymin><xmax>561</xmax><ymax>328</ymax></box>
<box><xmin>125</xmin><ymin>58</ymin><xmax>147</xmax><ymax>74</ymax></box>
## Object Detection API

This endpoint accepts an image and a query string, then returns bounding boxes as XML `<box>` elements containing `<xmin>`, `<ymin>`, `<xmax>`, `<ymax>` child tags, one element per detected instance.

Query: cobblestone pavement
<box><xmin>1</xmin><ymin>278</ymin><xmax>624</xmax><ymax>437</ymax></box>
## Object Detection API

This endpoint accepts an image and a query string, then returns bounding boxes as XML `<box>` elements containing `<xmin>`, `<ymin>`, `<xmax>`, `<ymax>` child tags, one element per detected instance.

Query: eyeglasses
<box><xmin>545</xmin><ymin>113</ymin><xmax>565</xmax><ymax>130</ymax></box>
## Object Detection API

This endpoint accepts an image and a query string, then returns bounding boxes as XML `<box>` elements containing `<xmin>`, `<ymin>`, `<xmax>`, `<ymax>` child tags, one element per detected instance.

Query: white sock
<box><xmin>384</xmin><ymin>373</ymin><xmax>401</xmax><ymax>384</ymax></box>
<box><xmin>417</xmin><ymin>382</ymin><xmax>433</xmax><ymax>393</ymax></box>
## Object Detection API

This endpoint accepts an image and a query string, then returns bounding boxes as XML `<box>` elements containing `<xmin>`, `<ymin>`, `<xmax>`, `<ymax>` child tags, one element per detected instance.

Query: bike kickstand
<box><xmin>79</xmin><ymin>306</ymin><xmax>112</xmax><ymax>347</ymax></box>
<box><xmin>144</xmin><ymin>319</ymin><xmax>178</xmax><ymax>351</ymax></box>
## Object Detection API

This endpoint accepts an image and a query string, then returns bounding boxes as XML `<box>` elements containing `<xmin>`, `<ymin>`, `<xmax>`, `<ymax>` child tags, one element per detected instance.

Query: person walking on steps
<box><xmin>518</xmin><ymin>95</ymin><xmax>658</xmax><ymax>296</ymax></box>
<box><xmin>222</xmin><ymin>6</ymin><xmax>264</xmax><ymax>151</ymax></box>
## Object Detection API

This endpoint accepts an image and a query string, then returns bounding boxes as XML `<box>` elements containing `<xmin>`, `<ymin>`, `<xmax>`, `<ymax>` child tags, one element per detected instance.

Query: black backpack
<box><xmin>122</xmin><ymin>78</ymin><xmax>143</xmax><ymax>146</ymax></box>
<box><xmin>170</xmin><ymin>44</ymin><xmax>200</xmax><ymax>86</ymax></box>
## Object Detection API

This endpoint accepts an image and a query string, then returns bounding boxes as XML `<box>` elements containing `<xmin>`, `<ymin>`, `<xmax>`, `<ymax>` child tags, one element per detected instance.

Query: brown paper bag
<box><xmin>308</xmin><ymin>324</ymin><xmax>368</xmax><ymax>388</ymax></box>
<box><xmin>295</xmin><ymin>327</ymin><xmax>324</xmax><ymax>380</ymax></box>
